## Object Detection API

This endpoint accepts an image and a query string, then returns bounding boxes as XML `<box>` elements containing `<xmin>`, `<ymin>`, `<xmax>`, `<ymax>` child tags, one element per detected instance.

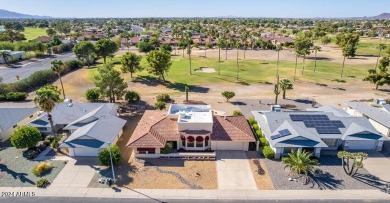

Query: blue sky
<box><xmin>0</xmin><ymin>0</ymin><xmax>388</xmax><ymax>18</ymax></box>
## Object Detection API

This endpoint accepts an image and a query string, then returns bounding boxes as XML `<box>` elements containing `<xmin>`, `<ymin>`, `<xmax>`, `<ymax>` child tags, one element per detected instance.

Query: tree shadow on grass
<box><xmin>133</xmin><ymin>75</ymin><xmax>210</xmax><ymax>93</ymax></box>
<box><xmin>231</xmin><ymin>101</ymin><xmax>247</xmax><ymax>106</ymax></box>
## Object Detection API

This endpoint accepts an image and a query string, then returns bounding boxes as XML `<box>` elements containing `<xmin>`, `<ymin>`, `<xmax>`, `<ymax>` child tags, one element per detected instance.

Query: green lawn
<box><xmin>22</xmin><ymin>27</ymin><xmax>47</xmax><ymax>40</ymax></box>
<box><xmin>90</xmin><ymin>55</ymin><xmax>371</xmax><ymax>86</ymax></box>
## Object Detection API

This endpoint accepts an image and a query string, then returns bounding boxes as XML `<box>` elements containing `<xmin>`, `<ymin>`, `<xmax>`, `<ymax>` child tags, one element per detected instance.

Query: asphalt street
<box><xmin>0</xmin><ymin>52</ymin><xmax>76</xmax><ymax>84</ymax></box>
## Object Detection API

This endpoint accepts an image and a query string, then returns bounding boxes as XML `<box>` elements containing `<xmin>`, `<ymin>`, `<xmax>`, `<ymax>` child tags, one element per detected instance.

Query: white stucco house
<box><xmin>0</xmin><ymin>107</ymin><xmax>39</xmax><ymax>142</ymax></box>
<box><xmin>127</xmin><ymin>104</ymin><xmax>256</xmax><ymax>158</ymax></box>
<box><xmin>252</xmin><ymin>106</ymin><xmax>387</xmax><ymax>159</ymax></box>
<box><xmin>347</xmin><ymin>99</ymin><xmax>390</xmax><ymax>137</ymax></box>
<box><xmin>28</xmin><ymin>100</ymin><xmax>126</xmax><ymax>156</ymax></box>
<box><xmin>0</xmin><ymin>50</ymin><xmax>25</xmax><ymax>64</ymax></box>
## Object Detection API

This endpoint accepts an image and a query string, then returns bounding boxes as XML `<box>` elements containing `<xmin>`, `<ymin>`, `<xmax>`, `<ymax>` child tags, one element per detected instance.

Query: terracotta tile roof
<box><xmin>33</xmin><ymin>36</ymin><xmax>52</xmax><ymax>42</ymax></box>
<box><xmin>126</xmin><ymin>110</ymin><xmax>179</xmax><ymax>148</ymax></box>
<box><xmin>211</xmin><ymin>116</ymin><xmax>255</xmax><ymax>141</ymax></box>
<box><xmin>180</xmin><ymin>130</ymin><xmax>211</xmax><ymax>136</ymax></box>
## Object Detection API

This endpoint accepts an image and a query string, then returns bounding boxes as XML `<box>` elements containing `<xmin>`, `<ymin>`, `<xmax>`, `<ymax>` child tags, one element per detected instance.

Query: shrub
<box><xmin>0</xmin><ymin>41</ymin><xmax>15</xmax><ymax>50</ymax></box>
<box><xmin>7</xmin><ymin>69</ymin><xmax>57</xmax><ymax>92</ymax></box>
<box><xmin>64</xmin><ymin>60</ymin><xmax>81</xmax><ymax>71</ymax></box>
<box><xmin>24</xmin><ymin>51</ymin><xmax>37</xmax><ymax>60</ymax></box>
<box><xmin>156</xmin><ymin>94</ymin><xmax>171</xmax><ymax>102</ymax></box>
<box><xmin>155</xmin><ymin>101</ymin><xmax>166</xmax><ymax>110</ymax></box>
<box><xmin>233</xmin><ymin>110</ymin><xmax>243</xmax><ymax>116</ymax></box>
<box><xmin>32</xmin><ymin>162</ymin><xmax>53</xmax><ymax>176</ymax></box>
<box><xmin>45</xmin><ymin>135</ymin><xmax>55</xmax><ymax>142</ymax></box>
<box><xmin>85</xmin><ymin>88</ymin><xmax>100</xmax><ymax>102</ymax></box>
<box><xmin>262</xmin><ymin>146</ymin><xmax>275</xmax><ymax>159</ymax></box>
<box><xmin>36</xmin><ymin>178</ymin><xmax>50</xmax><ymax>188</ymax></box>
<box><xmin>50</xmin><ymin>139</ymin><xmax>56</xmax><ymax>148</ymax></box>
<box><xmin>252</xmin><ymin>124</ymin><xmax>260</xmax><ymax>130</ymax></box>
<box><xmin>24</xmin><ymin>150</ymin><xmax>39</xmax><ymax>160</ymax></box>
<box><xmin>221</xmin><ymin>91</ymin><xmax>235</xmax><ymax>102</ymax></box>
<box><xmin>248</xmin><ymin>117</ymin><xmax>256</xmax><ymax>125</ymax></box>
<box><xmin>259</xmin><ymin>137</ymin><xmax>269</xmax><ymax>146</ymax></box>
<box><xmin>5</xmin><ymin>92</ymin><xmax>28</xmax><ymax>101</ymax></box>
<box><xmin>125</xmin><ymin>90</ymin><xmax>140</xmax><ymax>104</ymax></box>
<box><xmin>161</xmin><ymin>142</ymin><xmax>173</xmax><ymax>154</ymax></box>
<box><xmin>98</xmin><ymin>145</ymin><xmax>122</xmax><ymax>166</ymax></box>
<box><xmin>36</xmin><ymin>141</ymin><xmax>47</xmax><ymax>152</ymax></box>
<box><xmin>11</xmin><ymin>126</ymin><xmax>42</xmax><ymax>149</ymax></box>
<box><xmin>255</xmin><ymin>130</ymin><xmax>262</xmax><ymax>138</ymax></box>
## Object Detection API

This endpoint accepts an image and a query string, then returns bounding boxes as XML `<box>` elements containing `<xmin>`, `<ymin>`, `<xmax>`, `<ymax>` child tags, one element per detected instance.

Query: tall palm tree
<box><xmin>301</xmin><ymin>48</ymin><xmax>310</xmax><ymax>75</ymax></box>
<box><xmin>275</xmin><ymin>45</ymin><xmax>282</xmax><ymax>76</ymax></box>
<box><xmin>376</xmin><ymin>43</ymin><xmax>387</xmax><ymax>71</ymax></box>
<box><xmin>294</xmin><ymin>51</ymin><xmax>302</xmax><ymax>81</ymax></box>
<box><xmin>187</xmin><ymin>43</ymin><xmax>192</xmax><ymax>75</ymax></box>
<box><xmin>34</xmin><ymin>85</ymin><xmax>61</xmax><ymax>148</ymax></box>
<box><xmin>313</xmin><ymin>45</ymin><xmax>322</xmax><ymax>72</ymax></box>
<box><xmin>0</xmin><ymin>51</ymin><xmax>11</xmax><ymax>65</ymax></box>
<box><xmin>50</xmin><ymin>60</ymin><xmax>66</xmax><ymax>99</ymax></box>
<box><xmin>233</xmin><ymin>39</ymin><xmax>241</xmax><ymax>81</ymax></box>
<box><xmin>282</xmin><ymin>150</ymin><xmax>319</xmax><ymax>182</ymax></box>
<box><xmin>279</xmin><ymin>79</ymin><xmax>293</xmax><ymax>99</ymax></box>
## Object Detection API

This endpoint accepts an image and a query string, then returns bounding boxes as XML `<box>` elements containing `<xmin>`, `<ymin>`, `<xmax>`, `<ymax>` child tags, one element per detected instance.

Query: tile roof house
<box><xmin>127</xmin><ymin>104</ymin><xmax>255</xmax><ymax>158</ymax></box>
<box><xmin>28</xmin><ymin>100</ymin><xmax>126</xmax><ymax>156</ymax></box>
<box><xmin>32</xmin><ymin>36</ymin><xmax>53</xmax><ymax>43</ymax></box>
<box><xmin>0</xmin><ymin>108</ymin><xmax>39</xmax><ymax>142</ymax></box>
<box><xmin>252</xmin><ymin>106</ymin><xmax>387</xmax><ymax>159</ymax></box>
<box><xmin>347</xmin><ymin>99</ymin><xmax>390</xmax><ymax>137</ymax></box>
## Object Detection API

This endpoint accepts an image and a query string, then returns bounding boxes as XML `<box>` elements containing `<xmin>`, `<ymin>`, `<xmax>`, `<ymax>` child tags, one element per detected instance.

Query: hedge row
<box><xmin>0</xmin><ymin>92</ymin><xmax>28</xmax><ymax>101</ymax></box>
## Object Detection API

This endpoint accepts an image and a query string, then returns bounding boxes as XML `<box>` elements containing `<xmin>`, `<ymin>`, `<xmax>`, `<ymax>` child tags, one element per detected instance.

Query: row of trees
<box><xmin>73</xmin><ymin>38</ymin><xmax>118</xmax><ymax>66</ymax></box>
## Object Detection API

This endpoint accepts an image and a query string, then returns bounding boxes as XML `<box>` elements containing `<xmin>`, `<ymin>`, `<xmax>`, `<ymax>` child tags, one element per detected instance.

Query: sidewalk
<box><xmin>0</xmin><ymin>187</ymin><xmax>389</xmax><ymax>200</ymax></box>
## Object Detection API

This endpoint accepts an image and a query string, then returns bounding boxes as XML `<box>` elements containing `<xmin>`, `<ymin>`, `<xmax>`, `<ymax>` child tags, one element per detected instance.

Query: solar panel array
<box><xmin>289</xmin><ymin>114</ymin><xmax>345</xmax><ymax>134</ymax></box>
<box><xmin>270</xmin><ymin>129</ymin><xmax>292</xmax><ymax>140</ymax></box>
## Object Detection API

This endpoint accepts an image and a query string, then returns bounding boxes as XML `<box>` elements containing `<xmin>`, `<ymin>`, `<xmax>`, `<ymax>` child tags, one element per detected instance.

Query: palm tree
<box><xmin>34</xmin><ymin>85</ymin><xmax>61</xmax><ymax>148</ymax></box>
<box><xmin>301</xmin><ymin>48</ymin><xmax>310</xmax><ymax>75</ymax></box>
<box><xmin>50</xmin><ymin>60</ymin><xmax>66</xmax><ymax>99</ymax></box>
<box><xmin>376</xmin><ymin>43</ymin><xmax>387</xmax><ymax>71</ymax></box>
<box><xmin>187</xmin><ymin>43</ymin><xmax>192</xmax><ymax>75</ymax></box>
<box><xmin>313</xmin><ymin>46</ymin><xmax>322</xmax><ymax>72</ymax></box>
<box><xmin>233</xmin><ymin>39</ymin><xmax>241</xmax><ymax>81</ymax></box>
<box><xmin>282</xmin><ymin>150</ymin><xmax>319</xmax><ymax>183</ymax></box>
<box><xmin>279</xmin><ymin>79</ymin><xmax>293</xmax><ymax>99</ymax></box>
<box><xmin>294</xmin><ymin>51</ymin><xmax>302</xmax><ymax>81</ymax></box>
<box><xmin>275</xmin><ymin>45</ymin><xmax>282</xmax><ymax>76</ymax></box>
<box><xmin>0</xmin><ymin>51</ymin><xmax>11</xmax><ymax>65</ymax></box>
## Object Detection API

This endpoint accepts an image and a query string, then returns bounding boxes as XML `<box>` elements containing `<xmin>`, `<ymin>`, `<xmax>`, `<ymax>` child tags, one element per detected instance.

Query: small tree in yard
<box><xmin>146</xmin><ymin>50</ymin><xmax>172</xmax><ymax>82</ymax></box>
<box><xmin>85</xmin><ymin>88</ymin><xmax>100</xmax><ymax>102</ymax></box>
<box><xmin>98</xmin><ymin>145</ymin><xmax>122</xmax><ymax>166</ymax></box>
<box><xmin>155</xmin><ymin>101</ymin><xmax>166</xmax><ymax>110</ymax></box>
<box><xmin>279</xmin><ymin>79</ymin><xmax>293</xmax><ymax>99</ymax></box>
<box><xmin>337</xmin><ymin>151</ymin><xmax>368</xmax><ymax>176</ymax></box>
<box><xmin>94</xmin><ymin>63</ymin><xmax>128</xmax><ymax>103</ymax></box>
<box><xmin>125</xmin><ymin>90</ymin><xmax>140</xmax><ymax>104</ymax></box>
<box><xmin>363</xmin><ymin>56</ymin><xmax>390</xmax><ymax>90</ymax></box>
<box><xmin>120</xmin><ymin>52</ymin><xmax>142</xmax><ymax>78</ymax></box>
<box><xmin>221</xmin><ymin>91</ymin><xmax>235</xmax><ymax>102</ymax></box>
<box><xmin>11</xmin><ymin>126</ymin><xmax>42</xmax><ymax>149</ymax></box>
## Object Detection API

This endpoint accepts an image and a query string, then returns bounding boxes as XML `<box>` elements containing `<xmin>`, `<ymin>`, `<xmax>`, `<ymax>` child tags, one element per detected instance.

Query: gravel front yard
<box><xmin>0</xmin><ymin>142</ymin><xmax>66</xmax><ymax>187</ymax></box>
<box><xmin>264</xmin><ymin>155</ymin><xmax>382</xmax><ymax>190</ymax></box>
<box><xmin>89</xmin><ymin>158</ymin><xmax>217</xmax><ymax>189</ymax></box>
<box><xmin>246</xmin><ymin>152</ymin><xmax>274</xmax><ymax>190</ymax></box>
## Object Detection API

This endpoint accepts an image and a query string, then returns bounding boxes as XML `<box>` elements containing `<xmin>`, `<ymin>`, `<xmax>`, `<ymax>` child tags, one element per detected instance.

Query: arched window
<box><xmin>205</xmin><ymin>136</ymin><xmax>209</xmax><ymax>147</ymax></box>
<box><xmin>187</xmin><ymin>136</ymin><xmax>194</xmax><ymax>147</ymax></box>
<box><xmin>196</xmin><ymin>136</ymin><xmax>204</xmax><ymax>148</ymax></box>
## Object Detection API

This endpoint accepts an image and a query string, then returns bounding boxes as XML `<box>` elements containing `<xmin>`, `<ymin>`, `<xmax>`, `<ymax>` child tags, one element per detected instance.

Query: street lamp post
<box><xmin>107</xmin><ymin>142</ymin><xmax>116</xmax><ymax>183</ymax></box>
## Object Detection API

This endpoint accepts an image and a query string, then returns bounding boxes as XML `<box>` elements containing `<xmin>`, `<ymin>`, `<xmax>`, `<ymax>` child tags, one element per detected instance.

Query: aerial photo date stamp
<box><xmin>1</xmin><ymin>192</ymin><xmax>36</xmax><ymax>197</ymax></box>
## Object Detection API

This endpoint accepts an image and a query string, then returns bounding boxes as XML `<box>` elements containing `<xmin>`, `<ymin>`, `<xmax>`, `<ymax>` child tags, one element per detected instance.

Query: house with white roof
<box><xmin>28</xmin><ymin>100</ymin><xmax>126</xmax><ymax>156</ymax></box>
<box><xmin>347</xmin><ymin>99</ymin><xmax>390</xmax><ymax>137</ymax></box>
<box><xmin>0</xmin><ymin>107</ymin><xmax>39</xmax><ymax>142</ymax></box>
<box><xmin>252</xmin><ymin>106</ymin><xmax>387</xmax><ymax>159</ymax></box>
<box><xmin>127</xmin><ymin>104</ymin><xmax>256</xmax><ymax>158</ymax></box>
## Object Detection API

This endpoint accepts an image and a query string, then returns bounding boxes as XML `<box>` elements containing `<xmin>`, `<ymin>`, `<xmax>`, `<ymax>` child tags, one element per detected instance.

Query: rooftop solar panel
<box><xmin>279</xmin><ymin>129</ymin><xmax>291</xmax><ymax>136</ymax></box>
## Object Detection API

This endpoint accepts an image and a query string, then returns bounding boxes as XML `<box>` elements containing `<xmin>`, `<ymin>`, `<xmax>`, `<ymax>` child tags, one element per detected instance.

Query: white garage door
<box><xmin>73</xmin><ymin>148</ymin><xmax>101</xmax><ymax>156</ymax></box>
<box><xmin>348</xmin><ymin>141</ymin><xmax>377</xmax><ymax>150</ymax></box>
<box><xmin>215</xmin><ymin>141</ymin><xmax>245</xmax><ymax>150</ymax></box>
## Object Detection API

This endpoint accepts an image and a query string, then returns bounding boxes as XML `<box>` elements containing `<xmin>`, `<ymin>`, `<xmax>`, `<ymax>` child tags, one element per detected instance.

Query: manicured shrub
<box><xmin>50</xmin><ymin>139</ymin><xmax>56</xmax><ymax>148</ymax></box>
<box><xmin>252</xmin><ymin>124</ymin><xmax>260</xmax><ymax>130</ymax></box>
<box><xmin>233</xmin><ymin>110</ymin><xmax>243</xmax><ymax>116</ymax></box>
<box><xmin>5</xmin><ymin>92</ymin><xmax>28</xmax><ymax>101</ymax></box>
<box><xmin>98</xmin><ymin>145</ymin><xmax>122</xmax><ymax>166</ymax></box>
<box><xmin>255</xmin><ymin>130</ymin><xmax>262</xmax><ymax>138</ymax></box>
<box><xmin>259</xmin><ymin>137</ymin><xmax>269</xmax><ymax>146</ymax></box>
<box><xmin>221</xmin><ymin>91</ymin><xmax>235</xmax><ymax>102</ymax></box>
<box><xmin>64</xmin><ymin>60</ymin><xmax>81</xmax><ymax>71</ymax></box>
<box><xmin>155</xmin><ymin>101</ymin><xmax>166</xmax><ymax>110</ymax></box>
<box><xmin>125</xmin><ymin>90</ymin><xmax>140</xmax><ymax>104</ymax></box>
<box><xmin>85</xmin><ymin>88</ymin><xmax>100</xmax><ymax>102</ymax></box>
<box><xmin>32</xmin><ymin>162</ymin><xmax>53</xmax><ymax>176</ymax></box>
<box><xmin>248</xmin><ymin>117</ymin><xmax>256</xmax><ymax>125</ymax></box>
<box><xmin>11</xmin><ymin>126</ymin><xmax>42</xmax><ymax>149</ymax></box>
<box><xmin>262</xmin><ymin>146</ymin><xmax>275</xmax><ymax>159</ymax></box>
<box><xmin>24</xmin><ymin>51</ymin><xmax>37</xmax><ymax>60</ymax></box>
<box><xmin>8</xmin><ymin>69</ymin><xmax>57</xmax><ymax>92</ymax></box>
<box><xmin>156</xmin><ymin>94</ymin><xmax>171</xmax><ymax>102</ymax></box>
<box><xmin>161</xmin><ymin>142</ymin><xmax>173</xmax><ymax>154</ymax></box>
<box><xmin>36</xmin><ymin>178</ymin><xmax>50</xmax><ymax>188</ymax></box>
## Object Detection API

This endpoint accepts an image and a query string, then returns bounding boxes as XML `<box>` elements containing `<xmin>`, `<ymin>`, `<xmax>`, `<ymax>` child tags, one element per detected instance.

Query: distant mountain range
<box><xmin>369</xmin><ymin>13</ymin><xmax>390</xmax><ymax>20</ymax></box>
<box><xmin>0</xmin><ymin>9</ymin><xmax>51</xmax><ymax>19</ymax></box>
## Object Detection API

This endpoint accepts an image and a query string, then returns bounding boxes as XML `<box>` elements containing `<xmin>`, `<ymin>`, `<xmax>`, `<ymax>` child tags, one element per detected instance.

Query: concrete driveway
<box><xmin>216</xmin><ymin>151</ymin><xmax>257</xmax><ymax>190</ymax></box>
<box><xmin>0</xmin><ymin>52</ymin><xmax>76</xmax><ymax>83</ymax></box>
<box><xmin>50</xmin><ymin>157</ymin><xmax>98</xmax><ymax>188</ymax></box>
<box><xmin>364</xmin><ymin>151</ymin><xmax>390</xmax><ymax>182</ymax></box>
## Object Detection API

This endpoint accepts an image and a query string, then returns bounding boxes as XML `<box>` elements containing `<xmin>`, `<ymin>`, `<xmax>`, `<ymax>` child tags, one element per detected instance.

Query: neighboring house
<box><xmin>0</xmin><ymin>50</ymin><xmax>25</xmax><ymax>64</ymax></box>
<box><xmin>127</xmin><ymin>104</ymin><xmax>255</xmax><ymax>158</ymax></box>
<box><xmin>347</xmin><ymin>99</ymin><xmax>390</xmax><ymax>137</ymax></box>
<box><xmin>0</xmin><ymin>108</ymin><xmax>39</xmax><ymax>142</ymax></box>
<box><xmin>32</xmin><ymin>36</ymin><xmax>52</xmax><ymax>43</ymax></box>
<box><xmin>28</xmin><ymin>100</ymin><xmax>126</xmax><ymax>156</ymax></box>
<box><xmin>252</xmin><ymin>106</ymin><xmax>387</xmax><ymax>159</ymax></box>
